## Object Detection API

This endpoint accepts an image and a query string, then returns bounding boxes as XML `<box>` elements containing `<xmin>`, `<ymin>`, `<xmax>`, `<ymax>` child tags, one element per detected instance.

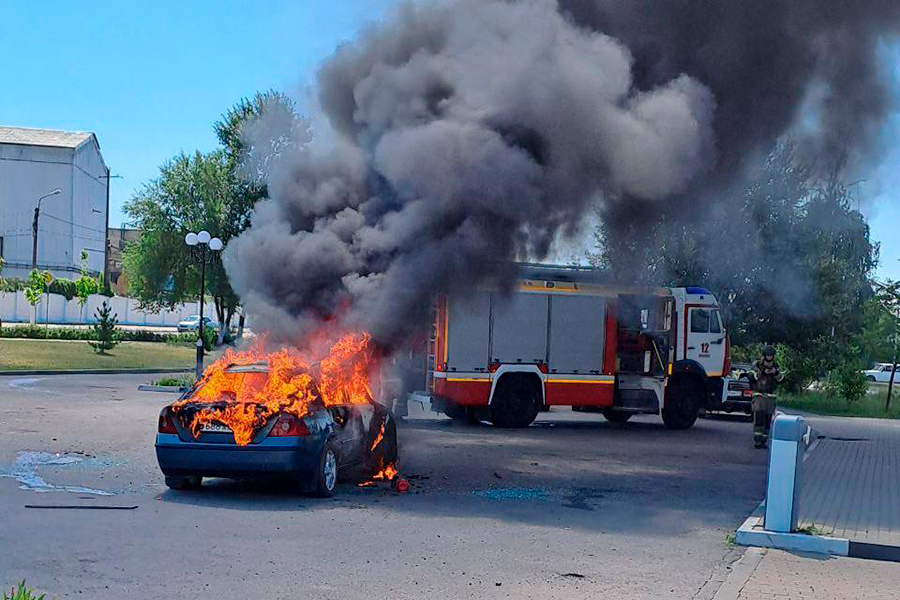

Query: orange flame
<box><xmin>173</xmin><ymin>332</ymin><xmax>377</xmax><ymax>446</ymax></box>
<box><xmin>370</xmin><ymin>420</ymin><xmax>386</xmax><ymax>453</ymax></box>
<box><xmin>373</xmin><ymin>464</ymin><xmax>398</xmax><ymax>480</ymax></box>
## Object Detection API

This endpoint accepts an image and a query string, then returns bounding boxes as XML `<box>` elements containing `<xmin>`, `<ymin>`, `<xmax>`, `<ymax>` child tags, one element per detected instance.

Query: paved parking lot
<box><xmin>0</xmin><ymin>374</ymin><xmax>767</xmax><ymax>599</ymax></box>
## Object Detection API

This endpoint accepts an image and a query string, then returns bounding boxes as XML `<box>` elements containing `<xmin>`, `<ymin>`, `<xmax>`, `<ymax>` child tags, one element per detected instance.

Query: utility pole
<box><xmin>32</xmin><ymin>188</ymin><xmax>62</xmax><ymax>271</ymax></box>
<box><xmin>97</xmin><ymin>171</ymin><xmax>121</xmax><ymax>287</ymax></box>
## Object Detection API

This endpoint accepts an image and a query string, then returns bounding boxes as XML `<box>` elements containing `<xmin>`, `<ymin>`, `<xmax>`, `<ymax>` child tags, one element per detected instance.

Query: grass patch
<box><xmin>778</xmin><ymin>388</ymin><xmax>900</xmax><ymax>419</ymax></box>
<box><xmin>152</xmin><ymin>373</ymin><xmax>197</xmax><ymax>388</ymax></box>
<box><xmin>3</xmin><ymin>581</ymin><xmax>45</xmax><ymax>600</ymax></box>
<box><xmin>0</xmin><ymin>339</ymin><xmax>196</xmax><ymax>371</ymax></box>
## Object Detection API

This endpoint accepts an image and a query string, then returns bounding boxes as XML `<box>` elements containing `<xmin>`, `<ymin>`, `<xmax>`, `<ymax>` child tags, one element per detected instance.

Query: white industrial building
<box><xmin>0</xmin><ymin>126</ymin><xmax>109</xmax><ymax>281</ymax></box>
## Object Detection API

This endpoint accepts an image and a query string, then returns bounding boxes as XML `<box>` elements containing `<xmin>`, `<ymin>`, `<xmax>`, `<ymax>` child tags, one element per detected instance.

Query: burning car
<box><xmin>155</xmin><ymin>334</ymin><xmax>398</xmax><ymax>496</ymax></box>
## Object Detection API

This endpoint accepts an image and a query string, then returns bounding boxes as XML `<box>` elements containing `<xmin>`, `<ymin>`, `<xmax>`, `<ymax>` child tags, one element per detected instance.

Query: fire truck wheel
<box><xmin>444</xmin><ymin>402</ymin><xmax>468</xmax><ymax>421</ymax></box>
<box><xmin>313</xmin><ymin>440</ymin><xmax>340</xmax><ymax>498</ymax></box>
<box><xmin>662</xmin><ymin>376</ymin><xmax>702</xmax><ymax>430</ymax></box>
<box><xmin>490</xmin><ymin>375</ymin><xmax>541</xmax><ymax>428</ymax></box>
<box><xmin>601</xmin><ymin>409</ymin><xmax>632</xmax><ymax>423</ymax></box>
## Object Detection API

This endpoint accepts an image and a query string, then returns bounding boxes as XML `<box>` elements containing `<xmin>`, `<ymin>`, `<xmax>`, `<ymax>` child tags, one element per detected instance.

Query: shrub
<box><xmin>201</xmin><ymin>325</ymin><xmax>219</xmax><ymax>351</ymax></box>
<box><xmin>0</xmin><ymin>325</ymin><xmax>198</xmax><ymax>344</ymax></box>
<box><xmin>775</xmin><ymin>343</ymin><xmax>820</xmax><ymax>394</ymax></box>
<box><xmin>825</xmin><ymin>363</ymin><xmax>868</xmax><ymax>405</ymax></box>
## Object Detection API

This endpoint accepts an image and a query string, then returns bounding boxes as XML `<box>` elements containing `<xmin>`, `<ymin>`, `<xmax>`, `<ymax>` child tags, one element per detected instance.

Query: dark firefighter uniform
<box><xmin>752</xmin><ymin>347</ymin><xmax>781</xmax><ymax>448</ymax></box>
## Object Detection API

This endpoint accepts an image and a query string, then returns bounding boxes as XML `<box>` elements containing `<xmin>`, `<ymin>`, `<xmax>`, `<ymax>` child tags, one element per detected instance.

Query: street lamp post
<box><xmin>185</xmin><ymin>230</ymin><xmax>224</xmax><ymax>379</ymax></box>
<box><xmin>32</xmin><ymin>188</ymin><xmax>62</xmax><ymax>270</ymax></box>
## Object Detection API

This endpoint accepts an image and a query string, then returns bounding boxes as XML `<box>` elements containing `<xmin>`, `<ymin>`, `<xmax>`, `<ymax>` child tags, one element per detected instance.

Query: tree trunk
<box><xmin>238</xmin><ymin>312</ymin><xmax>245</xmax><ymax>340</ymax></box>
<box><xmin>221</xmin><ymin>306</ymin><xmax>235</xmax><ymax>346</ymax></box>
<box><xmin>214</xmin><ymin>296</ymin><xmax>227</xmax><ymax>346</ymax></box>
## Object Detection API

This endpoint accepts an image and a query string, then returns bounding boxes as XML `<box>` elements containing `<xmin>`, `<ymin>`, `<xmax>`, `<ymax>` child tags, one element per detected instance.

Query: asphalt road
<box><xmin>0</xmin><ymin>374</ymin><xmax>766</xmax><ymax>599</ymax></box>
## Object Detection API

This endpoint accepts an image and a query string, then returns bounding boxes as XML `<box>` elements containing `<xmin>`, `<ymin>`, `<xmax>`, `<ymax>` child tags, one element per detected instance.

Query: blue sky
<box><xmin>2</xmin><ymin>0</ymin><xmax>899</xmax><ymax>280</ymax></box>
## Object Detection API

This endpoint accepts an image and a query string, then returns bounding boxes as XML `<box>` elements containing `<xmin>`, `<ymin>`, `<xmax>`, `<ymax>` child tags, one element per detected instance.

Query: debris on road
<box><xmin>24</xmin><ymin>504</ymin><xmax>138</xmax><ymax>510</ymax></box>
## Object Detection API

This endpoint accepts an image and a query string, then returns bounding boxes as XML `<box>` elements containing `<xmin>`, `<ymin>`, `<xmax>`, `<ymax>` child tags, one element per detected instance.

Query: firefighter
<box><xmin>752</xmin><ymin>346</ymin><xmax>781</xmax><ymax>448</ymax></box>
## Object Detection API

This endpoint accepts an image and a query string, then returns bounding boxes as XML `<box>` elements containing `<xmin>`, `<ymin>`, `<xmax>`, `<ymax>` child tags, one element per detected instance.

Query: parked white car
<box><xmin>862</xmin><ymin>363</ymin><xmax>899</xmax><ymax>383</ymax></box>
<box><xmin>177</xmin><ymin>315</ymin><xmax>218</xmax><ymax>333</ymax></box>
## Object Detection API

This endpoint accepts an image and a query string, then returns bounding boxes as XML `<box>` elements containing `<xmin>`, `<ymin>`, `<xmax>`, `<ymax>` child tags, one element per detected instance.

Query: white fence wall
<box><xmin>0</xmin><ymin>291</ymin><xmax>220</xmax><ymax>327</ymax></box>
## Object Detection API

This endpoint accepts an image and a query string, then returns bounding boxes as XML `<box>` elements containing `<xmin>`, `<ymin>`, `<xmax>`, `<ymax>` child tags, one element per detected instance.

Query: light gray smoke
<box><xmin>225</xmin><ymin>0</ymin><xmax>899</xmax><ymax>347</ymax></box>
<box><xmin>226</xmin><ymin>0</ymin><xmax>714</xmax><ymax>346</ymax></box>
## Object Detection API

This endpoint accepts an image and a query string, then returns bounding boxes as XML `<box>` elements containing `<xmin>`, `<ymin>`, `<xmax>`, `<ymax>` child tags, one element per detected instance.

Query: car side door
<box><xmin>328</xmin><ymin>406</ymin><xmax>366</xmax><ymax>466</ymax></box>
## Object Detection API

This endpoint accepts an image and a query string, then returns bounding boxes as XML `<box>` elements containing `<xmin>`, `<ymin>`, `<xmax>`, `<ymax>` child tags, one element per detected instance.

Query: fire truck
<box><xmin>427</xmin><ymin>264</ymin><xmax>729</xmax><ymax>429</ymax></box>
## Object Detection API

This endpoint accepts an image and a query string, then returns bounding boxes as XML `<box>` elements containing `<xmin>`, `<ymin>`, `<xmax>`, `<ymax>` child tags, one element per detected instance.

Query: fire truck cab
<box><xmin>427</xmin><ymin>264</ymin><xmax>728</xmax><ymax>429</ymax></box>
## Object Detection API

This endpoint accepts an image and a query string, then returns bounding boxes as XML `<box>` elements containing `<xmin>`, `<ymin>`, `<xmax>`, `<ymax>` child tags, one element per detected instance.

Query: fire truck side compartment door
<box><xmin>548</xmin><ymin>295</ymin><xmax>606</xmax><ymax>373</ymax></box>
<box><xmin>490</xmin><ymin>293</ymin><xmax>549</xmax><ymax>365</ymax></box>
<box><xmin>446</xmin><ymin>292</ymin><xmax>491</xmax><ymax>372</ymax></box>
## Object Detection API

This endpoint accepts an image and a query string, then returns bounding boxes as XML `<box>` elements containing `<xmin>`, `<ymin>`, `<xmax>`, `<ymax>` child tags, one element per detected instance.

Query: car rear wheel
<box><xmin>165</xmin><ymin>475</ymin><xmax>202</xmax><ymax>490</ymax></box>
<box><xmin>313</xmin><ymin>440</ymin><xmax>339</xmax><ymax>498</ymax></box>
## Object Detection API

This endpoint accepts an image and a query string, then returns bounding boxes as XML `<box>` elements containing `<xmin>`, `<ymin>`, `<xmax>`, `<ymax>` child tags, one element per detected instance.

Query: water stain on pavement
<box><xmin>0</xmin><ymin>451</ymin><xmax>115</xmax><ymax>495</ymax></box>
<box><xmin>473</xmin><ymin>487</ymin><xmax>551</xmax><ymax>501</ymax></box>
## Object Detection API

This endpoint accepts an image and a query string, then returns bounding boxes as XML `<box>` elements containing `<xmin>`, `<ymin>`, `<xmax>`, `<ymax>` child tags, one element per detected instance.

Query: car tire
<box><xmin>867</xmin><ymin>376</ymin><xmax>876</xmax><ymax>382</ymax></box>
<box><xmin>313</xmin><ymin>440</ymin><xmax>340</xmax><ymax>498</ymax></box>
<box><xmin>165</xmin><ymin>475</ymin><xmax>201</xmax><ymax>490</ymax></box>
<box><xmin>602</xmin><ymin>408</ymin><xmax>633</xmax><ymax>423</ymax></box>
<box><xmin>490</xmin><ymin>375</ymin><xmax>541</xmax><ymax>428</ymax></box>
<box><xmin>662</xmin><ymin>376</ymin><xmax>702</xmax><ymax>430</ymax></box>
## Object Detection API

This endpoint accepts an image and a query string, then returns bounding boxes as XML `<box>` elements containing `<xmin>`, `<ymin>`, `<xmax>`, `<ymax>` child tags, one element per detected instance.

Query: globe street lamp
<box><xmin>185</xmin><ymin>230</ymin><xmax>223</xmax><ymax>378</ymax></box>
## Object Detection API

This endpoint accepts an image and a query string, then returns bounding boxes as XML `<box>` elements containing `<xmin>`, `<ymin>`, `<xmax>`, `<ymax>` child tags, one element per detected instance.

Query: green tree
<box><xmin>869</xmin><ymin>280</ymin><xmax>900</xmax><ymax>410</ymax></box>
<box><xmin>592</xmin><ymin>143</ymin><xmax>878</xmax><ymax>360</ymax></box>
<box><xmin>124</xmin><ymin>91</ymin><xmax>305</xmax><ymax>343</ymax></box>
<box><xmin>23</xmin><ymin>270</ymin><xmax>51</xmax><ymax>326</ymax></box>
<box><xmin>74</xmin><ymin>250</ymin><xmax>100</xmax><ymax>321</ymax></box>
<box><xmin>88</xmin><ymin>300</ymin><xmax>119</xmax><ymax>354</ymax></box>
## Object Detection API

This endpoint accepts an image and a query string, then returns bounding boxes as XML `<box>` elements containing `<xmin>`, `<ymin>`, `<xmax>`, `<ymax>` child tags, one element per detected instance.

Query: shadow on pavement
<box><xmin>155</xmin><ymin>413</ymin><xmax>767</xmax><ymax>536</ymax></box>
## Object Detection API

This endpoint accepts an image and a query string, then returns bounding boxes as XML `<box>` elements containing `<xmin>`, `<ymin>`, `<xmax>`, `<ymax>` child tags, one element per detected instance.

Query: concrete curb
<box><xmin>137</xmin><ymin>384</ymin><xmax>189</xmax><ymax>393</ymax></box>
<box><xmin>735</xmin><ymin>514</ymin><xmax>900</xmax><ymax>563</ymax></box>
<box><xmin>735</xmin><ymin>513</ymin><xmax>850</xmax><ymax>556</ymax></box>
<box><xmin>0</xmin><ymin>368</ymin><xmax>190</xmax><ymax>377</ymax></box>
<box><xmin>711</xmin><ymin>547</ymin><xmax>765</xmax><ymax>600</ymax></box>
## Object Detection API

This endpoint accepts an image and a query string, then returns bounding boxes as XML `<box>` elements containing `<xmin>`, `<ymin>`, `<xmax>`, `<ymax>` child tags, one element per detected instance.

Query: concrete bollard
<box><xmin>764</xmin><ymin>414</ymin><xmax>806</xmax><ymax>533</ymax></box>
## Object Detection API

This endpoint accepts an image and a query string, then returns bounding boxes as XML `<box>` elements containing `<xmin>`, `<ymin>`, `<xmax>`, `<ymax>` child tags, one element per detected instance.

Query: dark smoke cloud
<box><xmin>225</xmin><ymin>0</ymin><xmax>900</xmax><ymax>346</ymax></box>
<box><xmin>226</xmin><ymin>0</ymin><xmax>714</xmax><ymax>345</ymax></box>
<box><xmin>560</xmin><ymin>0</ymin><xmax>900</xmax><ymax>237</ymax></box>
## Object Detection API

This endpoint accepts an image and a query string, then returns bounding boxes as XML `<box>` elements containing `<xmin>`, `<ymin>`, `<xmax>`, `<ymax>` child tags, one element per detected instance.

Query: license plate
<box><xmin>201</xmin><ymin>422</ymin><xmax>232</xmax><ymax>433</ymax></box>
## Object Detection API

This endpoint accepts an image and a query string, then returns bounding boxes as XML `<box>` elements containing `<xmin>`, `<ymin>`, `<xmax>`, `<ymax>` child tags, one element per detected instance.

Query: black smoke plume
<box><xmin>225</xmin><ymin>0</ymin><xmax>899</xmax><ymax>347</ymax></box>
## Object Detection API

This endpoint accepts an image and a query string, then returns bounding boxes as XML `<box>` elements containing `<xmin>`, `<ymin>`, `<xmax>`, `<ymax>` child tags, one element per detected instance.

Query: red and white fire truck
<box><xmin>427</xmin><ymin>264</ymin><xmax>729</xmax><ymax>429</ymax></box>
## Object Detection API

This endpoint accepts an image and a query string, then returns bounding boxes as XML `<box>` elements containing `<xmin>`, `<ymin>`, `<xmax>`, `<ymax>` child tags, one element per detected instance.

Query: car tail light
<box><xmin>269</xmin><ymin>414</ymin><xmax>310</xmax><ymax>437</ymax></box>
<box><xmin>158</xmin><ymin>408</ymin><xmax>178</xmax><ymax>434</ymax></box>
<box><xmin>742</xmin><ymin>389</ymin><xmax>753</xmax><ymax>398</ymax></box>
